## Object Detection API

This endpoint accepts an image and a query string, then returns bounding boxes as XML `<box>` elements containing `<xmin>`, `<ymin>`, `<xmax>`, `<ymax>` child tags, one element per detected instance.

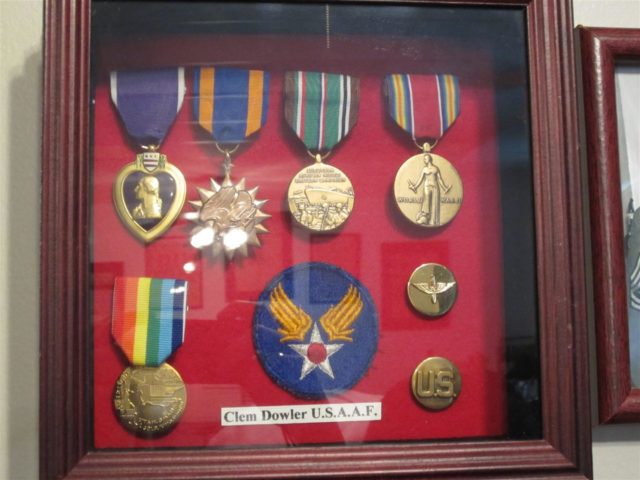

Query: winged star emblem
<box><xmin>411</xmin><ymin>274</ymin><xmax>456</xmax><ymax>304</ymax></box>
<box><xmin>269</xmin><ymin>283</ymin><xmax>363</xmax><ymax>380</ymax></box>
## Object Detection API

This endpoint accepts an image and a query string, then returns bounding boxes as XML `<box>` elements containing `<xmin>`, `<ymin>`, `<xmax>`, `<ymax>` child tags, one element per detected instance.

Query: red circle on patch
<box><xmin>307</xmin><ymin>343</ymin><xmax>327</xmax><ymax>364</ymax></box>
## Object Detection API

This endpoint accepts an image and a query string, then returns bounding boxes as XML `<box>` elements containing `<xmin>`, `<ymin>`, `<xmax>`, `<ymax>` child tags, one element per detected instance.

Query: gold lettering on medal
<box><xmin>288</xmin><ymin>162</ymin><xmax>355</xmax><ymax>232</ymax></box>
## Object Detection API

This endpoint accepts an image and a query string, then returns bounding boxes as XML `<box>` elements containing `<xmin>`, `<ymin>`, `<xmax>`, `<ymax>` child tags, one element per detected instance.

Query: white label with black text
<box><xmin>221</xmin><ymin>402</ymin><xmax>381</xmax><ymax>426</ymax></box>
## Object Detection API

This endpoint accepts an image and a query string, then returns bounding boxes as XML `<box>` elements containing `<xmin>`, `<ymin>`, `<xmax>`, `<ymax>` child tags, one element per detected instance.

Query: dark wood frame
<box><xmin>41</xmin><ymin>0</ymin><xmax>591</xmax><ymax>478</ymax></box>
<box><xmin>579</xmin><ymin>26</ymin><xmax>640</xmax><ymax>424</ymax></box>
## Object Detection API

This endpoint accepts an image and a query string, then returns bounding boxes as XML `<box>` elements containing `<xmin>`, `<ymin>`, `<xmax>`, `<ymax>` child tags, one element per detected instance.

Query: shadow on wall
<box><xmin>8</xmin><ymin>50</ymin><xmax>41</xmax><ymax>480</ymax></box>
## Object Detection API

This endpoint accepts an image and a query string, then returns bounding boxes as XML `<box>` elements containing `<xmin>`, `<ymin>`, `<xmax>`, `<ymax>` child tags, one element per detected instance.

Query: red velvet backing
<box><xmin>92</xmin><ymin>37</ymin><xmax>506</xmax><ymax>449</ymax></box>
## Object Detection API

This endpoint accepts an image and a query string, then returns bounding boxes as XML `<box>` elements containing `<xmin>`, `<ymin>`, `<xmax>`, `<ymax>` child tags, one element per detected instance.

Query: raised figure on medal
<box><xmin>408</xmin><ymin>153</ymin><xmax>451</xmax><ymax>226</ymax></box>
<box><xmin>386</xmin><ymin>73</ymin><xmax>463</xmax><ymax>228</ymax></box>
<box><xmin>132</xmin><ymin>176</ymin><xmax>163</xmax><ymax>220</ymax></box>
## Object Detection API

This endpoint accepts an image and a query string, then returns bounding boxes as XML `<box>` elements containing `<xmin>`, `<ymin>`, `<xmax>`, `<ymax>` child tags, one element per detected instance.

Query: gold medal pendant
<box><xmin>394</xmin><ymin>144</ymin><xmax>463</xmax><ymax>228</ymax></box>
<box><xmin>113</xmin><ymin>150</ymin><xmax>187</xmax><ymax>243</ymax></box>
<box><xmin>113</xmin><ymin>363</ymin><xmax>187</xmax><ymax>436</ymax></box>
<box><xmin>288</xmin><ymin>154</ymin><xmax>355</xmax><ymax>232</ymax></box>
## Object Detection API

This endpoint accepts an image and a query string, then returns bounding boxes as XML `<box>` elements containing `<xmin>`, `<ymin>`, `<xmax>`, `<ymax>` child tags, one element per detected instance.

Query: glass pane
<box><xmin>90</xmin><ymin>0</ymin><xmax>541</xmax><ymax>449</ymax></box>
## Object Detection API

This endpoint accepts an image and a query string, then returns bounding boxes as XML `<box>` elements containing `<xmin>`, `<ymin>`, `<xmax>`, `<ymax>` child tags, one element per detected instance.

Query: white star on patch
<box><xmin>288</xmin><ymin>323</ymin><xmax>343</xmax><ymax>380</ymax></box>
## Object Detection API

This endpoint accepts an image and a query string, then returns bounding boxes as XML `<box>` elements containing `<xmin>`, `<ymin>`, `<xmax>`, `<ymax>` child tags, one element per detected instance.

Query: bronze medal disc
<box><xmin>411</xmin><ymin>357</ymin><xmax>462</xmax><ymax>410</ymax></box>
<box><xmin>394</xmin><ymin>152</ymin><xmax>462</xmax><ymax>227</ymax></box>
<box><xmin>287</xmin><ymin>162</ymin><xmax>355</xmax><ymax>232</ymax></box>
<box><xmin>407</xmin><ymin>263</ymin><xmax>458</xmax><ymax>317</ymax></box>
<box><xmin>113</xmin><ymin>363</ymin><xmax>186</xmax><ymax>436</ymax></box>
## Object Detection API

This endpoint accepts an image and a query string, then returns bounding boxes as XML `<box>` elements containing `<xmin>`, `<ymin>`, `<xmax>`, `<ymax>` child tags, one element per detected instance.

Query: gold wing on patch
<box><xmin>319</xmin><ymin>284</ymin><xmax>363</xmax><ymax>342</ymax></box>
<box><xmin>269</xmin><ymin>283</ymin><xmax>312</xmax><ymax>342</ymax></box>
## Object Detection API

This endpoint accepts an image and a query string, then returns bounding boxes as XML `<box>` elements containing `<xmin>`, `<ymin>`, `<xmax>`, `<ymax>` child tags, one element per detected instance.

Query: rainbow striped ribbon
<box><xmin>284</xmin><ymin>71</ymin><xmax>360</xmax><ymax>152</ymax></box>
<box><xmin>112</xmin><ymin>277</ymin><xmax>188</xmax><ymax>367</ymax></box>
<box><xmin>384</xmin><ymin>74</ymin><xmax>460</xmax><ymax>140</ymax></box>
<box><xmin>193</xmin><ymin>67</ymin><xmax>269</xmax><ymax>144</ymax></box>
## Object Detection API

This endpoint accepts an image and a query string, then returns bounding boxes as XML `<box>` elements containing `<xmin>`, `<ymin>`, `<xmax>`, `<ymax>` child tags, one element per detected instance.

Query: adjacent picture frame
<box><xmin>579</xmin><ymin>26</ymin><xmax>640</xmax><ymax>424</ymax></box>
<box><xmin>40</xmin><ymin>1</ymin><xmax>592</xmax><ymax>478</ymax></box>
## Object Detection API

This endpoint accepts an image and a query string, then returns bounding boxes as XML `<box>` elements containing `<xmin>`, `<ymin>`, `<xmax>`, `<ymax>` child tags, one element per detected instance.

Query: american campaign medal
<box><xmin>253</xmin><ymin>262</ymin><xmax>378</xmax><ymax>398</ymax></box>
<box><xmin>111</xmin><ymin>277</ymin><xmax>188</xmax><ymax>436</ymax></box>
<box><xmin>187</xmin><ymin>67</ymin><xmax>270</xmax><ymax>260</ymax></box>
<box><xmin>385</xmin><ymin>74</ymin><xmax>463</xmax><ymax>227</ymax></box>
<box><xmin>110</xmin><ymin>68</ymin><xmax>187</xmax><ymax>242</ymax></box>
<box><xmin>407</xmin><ymin>263</ymin><xmax>458</xmax><ymax>317</ymax></box>
<box><xmin>284</xmin><ymin>72</ymin><xmax>359</xmax><ymax>232</ymax></box>
<box><xmin>411</xmin><ymin>357</ymin><xmax>461</xmax><ymax>410</ymax></box>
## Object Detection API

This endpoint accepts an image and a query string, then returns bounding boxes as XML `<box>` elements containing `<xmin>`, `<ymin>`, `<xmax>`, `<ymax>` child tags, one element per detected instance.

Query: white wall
<box><xmin>0</xmin><ymin>1</ymin><xmax>43</xmax><ymax>479</ymax></box>
<box><xmin>0</xmin><ymin>1</ymin><xmax>638</xmax><ymax>479</ymax></box>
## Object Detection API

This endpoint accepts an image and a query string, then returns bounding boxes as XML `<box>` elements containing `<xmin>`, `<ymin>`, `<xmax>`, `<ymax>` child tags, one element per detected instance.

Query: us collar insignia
<box><xmin>253</xmin><ymin>262</ymin><xmax>378</xmax><ymax>399</ymax></box>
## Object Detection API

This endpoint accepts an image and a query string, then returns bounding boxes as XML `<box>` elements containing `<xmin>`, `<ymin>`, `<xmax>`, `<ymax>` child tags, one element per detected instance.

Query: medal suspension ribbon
<box><xmin>193</xmin><ymin>67</ymin><xmax>269</xmax><ymax>173</ymax></box>
<box><xmin>112</xmin><ymin>277</ymin><xmax>188</xmax><ymax>367</ymax></box>
<box><xmin>284</xmin><ymin>71</ymin><xmax>360</xmax><ymax>156</ymax></box>
<box><xmin>110</xmin><ymin>68</ymin><xmax>186</xmax><ymax>150</ymax></box>
<box><xmin>383</xmin><ymin>73</ymin><xmax>460</xmax><ymax>151</ymax></box>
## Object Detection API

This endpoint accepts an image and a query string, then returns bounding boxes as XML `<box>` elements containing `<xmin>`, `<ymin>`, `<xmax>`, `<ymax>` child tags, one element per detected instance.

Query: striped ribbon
<box><xmin>384</xmin><ymin>74</ymin><xmax>460</xmax><ymax>141</ymax></box>
<box><xmin>110</xmin><ymin>67</ymin><xmax>186</xmax><ymax>146</ymax></box>
<box><xmin>112</xmin><ymin>277</ymin><xmax>188</xmax><ymax>367</ymax></box>
<box><xmin>630</xmin><ymin>254</ymin><xmax>640</xmax><ymax>310</ymax></box>
<box><xmin>193</xmin><ymin>67</ymin><xmax>269</xmax><ymax>144</ymax></box>
<box><xmin>284</xmin><ymin>71</ymin><xmax>360</xmax><ymax>152</ymax></box>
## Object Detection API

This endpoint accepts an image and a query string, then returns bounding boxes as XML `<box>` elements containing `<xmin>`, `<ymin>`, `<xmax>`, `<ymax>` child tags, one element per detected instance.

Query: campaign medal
<box><xmin>385</xmin><ymin>74</ymin><xmax>463</xmax><ymax>228</ymax></box>
<box><xmin>187</xmin><ymin>67</ymin><xmax>270</xmax><ymax>260</ymax></box>
<box><xmin>407</xmin><ymin>263</ymin><xmax>458</xmax><ymax>317</ymax></box>
<box><xmin>284</xmin><ymin>72</ymin><xmax>359</xmax><ymax>232</ymax></box>
<box><xmin>253</xmin><ymin>262</ymin><xmax>378</xmax><ymax>399</ymax></box>
<box><xmin>111</xmin><ymin>277</ymin><xmax>188</xmax><ymax>436</ymax></box>
<box><xmin>411</xmin><ymin>357</ymin><xmax>462</xmax><ymax>410</ymax></box>
<box><xmin>111</xmin><ymin>68</ymin><xmax>187</xmax><ymax>242</ymax></box>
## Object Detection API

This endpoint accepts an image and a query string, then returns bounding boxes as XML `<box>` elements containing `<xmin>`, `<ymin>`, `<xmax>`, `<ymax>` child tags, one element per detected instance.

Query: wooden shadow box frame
<box><xmin>40</xmin><ymin>0</ymin><xmax>591</xmax><ymax>478</ymax></box>
<box><xmin>579</xmin><ymin>26</ymin><xmax>640</xmax><ymax>424</ymax></box>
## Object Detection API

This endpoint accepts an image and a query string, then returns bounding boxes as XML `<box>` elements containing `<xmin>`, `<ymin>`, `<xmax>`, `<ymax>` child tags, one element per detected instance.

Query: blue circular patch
<box><xmin>253</xmin><ymin>262</ymin><xmax>378</xmax><ymax>399</ymax></box>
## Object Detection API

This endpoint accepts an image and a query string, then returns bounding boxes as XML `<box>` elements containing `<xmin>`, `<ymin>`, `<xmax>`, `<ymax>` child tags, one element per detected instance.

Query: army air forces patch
<box><xmin>253</xmin><ymin>262</ymin><xmax>378</xmax><ymax>399</ymax></box>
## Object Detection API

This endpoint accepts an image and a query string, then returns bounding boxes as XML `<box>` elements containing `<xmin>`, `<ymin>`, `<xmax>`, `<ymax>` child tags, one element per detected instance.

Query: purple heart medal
<box><xmin>111</xmin><ymin>68</ymin><xmax>187</xmax><ymax>243</ymax></box>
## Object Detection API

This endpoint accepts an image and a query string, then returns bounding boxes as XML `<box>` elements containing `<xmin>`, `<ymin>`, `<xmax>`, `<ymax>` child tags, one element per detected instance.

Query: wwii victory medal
<box><xmin>284</xmin><ymin>72</ymin><xmax>359</xmax><ymax>232</ymax></box>
<box><xmin>188</xmin><ymin>67</ymin><xmax>270</xmax><ymax>260</ymax></box>
<box><xmin>111</xmin><ymin>277</ymin><xmax>189</xmax><ymax>436</ymax></box>
<box><xmin>385</xmin><ymin>74</ymin><xmax>463</xmax><ymax>227</ymax></box>
<box><xmin>111</xmin><ymin>68</ymin><xmax>187</xmax><ymax>242</ymax></box>
<box><xmin>254</xmin><ymin>262</ymin><xmax>378</xmax><ymax>398</ymax></box>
